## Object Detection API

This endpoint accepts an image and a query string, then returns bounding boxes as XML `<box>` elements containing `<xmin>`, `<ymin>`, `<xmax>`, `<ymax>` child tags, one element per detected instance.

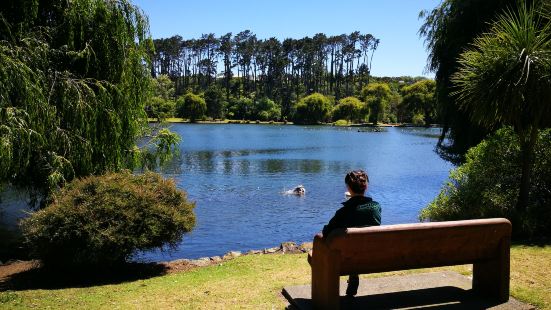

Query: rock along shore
<box><xmin>161</xmin><ymin>241</ymin><xmax>313</xmax><ymax>272</ymax></box>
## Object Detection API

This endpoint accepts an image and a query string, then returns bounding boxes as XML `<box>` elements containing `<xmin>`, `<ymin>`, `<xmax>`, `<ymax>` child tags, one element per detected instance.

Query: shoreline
<box><xmin>0</xmin><ymin>241</ymin><xmax>313</xmax><ymax>278</ymax></box>
<box><xmin>148</xmin><ymin>118</ymin><xmax>441</xmax><ymax>128</ymax></box>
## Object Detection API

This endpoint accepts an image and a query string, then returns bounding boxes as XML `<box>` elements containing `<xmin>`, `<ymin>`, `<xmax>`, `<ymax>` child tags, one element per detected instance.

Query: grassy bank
<box><xmin>1</xmin><ymin>245</ymin><xmax>549</xmax><ymax>309</ymax></box>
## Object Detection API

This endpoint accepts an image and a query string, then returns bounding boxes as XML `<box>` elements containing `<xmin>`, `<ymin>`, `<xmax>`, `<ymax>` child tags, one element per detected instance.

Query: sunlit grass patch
<box><xmin>0</xmin><ymin>245</ymin><xmax>549</xmax><ymax>309</ymax></box>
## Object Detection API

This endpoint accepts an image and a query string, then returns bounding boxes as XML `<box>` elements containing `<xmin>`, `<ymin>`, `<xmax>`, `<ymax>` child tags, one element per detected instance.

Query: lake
<box><xmin>138</xmin><ymin>124</ymin><xmax>453</xmax><ymax>261</ymax></box>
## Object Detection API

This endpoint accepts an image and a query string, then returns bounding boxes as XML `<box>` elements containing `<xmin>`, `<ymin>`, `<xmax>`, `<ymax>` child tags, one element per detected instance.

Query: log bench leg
<box><xmin>472</xmin><ymin>237</ymin><xmax>510</xmax><ymax>303</ymax></box>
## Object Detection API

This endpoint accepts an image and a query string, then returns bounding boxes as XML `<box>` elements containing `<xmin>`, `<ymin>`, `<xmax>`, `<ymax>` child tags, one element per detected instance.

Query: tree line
<box><xmin>148</xmin><ymin>73</ymin><xmax>437</xmax><ymax>126</ymax></box>
<box><xmin>150</xmin><ymin>31</ymin><xmax>380</xmax><ymax>117</ymax></box>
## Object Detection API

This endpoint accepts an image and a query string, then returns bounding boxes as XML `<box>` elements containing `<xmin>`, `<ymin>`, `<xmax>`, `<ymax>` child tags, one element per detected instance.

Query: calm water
<box><xmin>138</xmin><ymin>124</ymin><xmax>453</xmax><ymax>261</ymax></box>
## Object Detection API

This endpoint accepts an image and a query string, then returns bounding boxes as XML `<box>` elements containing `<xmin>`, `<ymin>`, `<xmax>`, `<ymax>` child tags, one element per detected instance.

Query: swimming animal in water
<box><xmin>284</xmin><ymin>185</ymin><xmax>306</xmax><ymax>196</ymax></box>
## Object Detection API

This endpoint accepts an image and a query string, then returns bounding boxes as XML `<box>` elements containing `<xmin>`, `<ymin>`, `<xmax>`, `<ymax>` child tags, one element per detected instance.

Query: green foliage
<box><xmin>412</xmin><ymin>113</ymin><xmax>426</xmax><ymax>126</ymax></box>
<box><xmin>204</xmin><ymin>86</ymin><xmax>225</xmax><ymax>119</ymax></box>
<box><xmin>419</xmin><ymin>0</ymin><xmax>519</xmax><ymax>163</ymax></box>
<box><xmin>228</xmin><ymin>97</ymin><xmax>254</xmax><ymax>120</ymax></box>
<box><xmin>333</xmin><ymin>119</ymin><xmax>349</xmax><ymax>126</ymax></box>
<box><xmin>451</xmin><ymin>1</ymin><xmax>551</xmax><ymax>210</ymax></box>
<box><xmin>0</xmin><ymin>0</ymin><xmax>155</xmax><ymax>196</ymax></box>
<box><xmin>176</xmin><ymin>93</ymin><xmax>207</xmax><ymax>122</ymax></box>
<box><xmin>21</xmin><ymin>171</ymin><xmax>196</xmax><ymax>267</ymax></box>
<box><xmin>361</xmin><ymin>83</ymin><xmax>392</xmax><ymax>124</ymax></box>
<box><xmin>401</xmin><ymin>79</ymin><xmax>436</xmax><ymax>124</ymax></box>
<box><xmin>126</xmin><ymin>128</ymin><xmax>181</xmax><ymax>173</ymax></box>
<box><xmin>254</xmin><ymin>97</ymin><xmax>281</xmax><ymax>121</ymax></box>
<box><xmin>147</xmin><ymin>97</ymin><xmax>176</xmax><ymax>120</ymax></box>
<box><xmin>452</xmin><ymin>2</ymin><xmax>551</xmax><ymax>132</ymax></box>
<box><xmin>293</xmin><ymin>93</ymin><xmax>331</xmax><ymax>125</ymax></box>
<box><xmin>332</xmin><ymin>97</ymin><xmax>364</xmax><ymax>123</ymax></box>
<box><xmin>152</xmin><ymin>75</ymin><xmax>175</xmax><ymax>100</ymax></box>
<box><xmin>420</xmin><ymin>128</ymin><xmax>551</xmax><ymax>237</ymax></box>
<box><xmin>151</xmin><ymin>31</ymin><xmax>380</xmax><ymax>120</ymax></box>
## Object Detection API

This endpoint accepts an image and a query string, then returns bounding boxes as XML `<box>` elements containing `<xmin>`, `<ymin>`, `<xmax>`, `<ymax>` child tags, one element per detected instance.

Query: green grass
<box><xmin>333</xmin><ymin>119</ymin><xmax>350</xmax><ymax>126</ymax></box>
<box><xmin>1</xmin><ymin>245</ymin><xmax>550</xmax><ymax>309</ymax></box>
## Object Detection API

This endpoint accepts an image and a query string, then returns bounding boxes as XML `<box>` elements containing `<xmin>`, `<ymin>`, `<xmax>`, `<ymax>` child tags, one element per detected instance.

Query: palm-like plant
<box><xmin>451</xmin><ymin>1</ymin><xmax>551</xmax><ymax>211</ymax></box>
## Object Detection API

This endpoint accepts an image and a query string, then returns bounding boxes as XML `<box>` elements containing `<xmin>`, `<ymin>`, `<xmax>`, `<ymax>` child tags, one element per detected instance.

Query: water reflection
<box><xmin>170</xmin><ymin>153</ymin><xmax>350</xmax><ymax>175</ymax></box>
<box><xmin>398</xmin><ymin>127</ymin><xmax>442</xmax><ymax>139</ymax></box>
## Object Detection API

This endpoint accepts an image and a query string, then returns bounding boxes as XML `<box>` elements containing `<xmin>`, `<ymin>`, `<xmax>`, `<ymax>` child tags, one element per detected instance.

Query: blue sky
<box><xmin>132</xmin><ymin>0</ymin><xmax>441</xmax><ymax>77</ymax></box>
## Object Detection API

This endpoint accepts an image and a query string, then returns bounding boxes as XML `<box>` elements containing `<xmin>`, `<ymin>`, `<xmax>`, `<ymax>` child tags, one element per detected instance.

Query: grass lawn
<box><xmin>0</xmin><ymin>245</ymin><xmax>549</xmax><ymax>309</ymax></box>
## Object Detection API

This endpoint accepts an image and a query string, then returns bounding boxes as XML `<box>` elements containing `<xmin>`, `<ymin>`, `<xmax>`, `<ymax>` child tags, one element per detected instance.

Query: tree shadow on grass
<box><xmin>512</xmin><ymin>238</ymin><xmax>551</xmax><ymax>247</ymax></box>
<box><xmin>0</xmin><ymin>261</ymin><xmax>169</xmax><ymax>291</ymax></box>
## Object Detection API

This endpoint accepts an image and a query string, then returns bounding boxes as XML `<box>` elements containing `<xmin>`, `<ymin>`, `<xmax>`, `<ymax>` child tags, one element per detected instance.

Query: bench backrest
<box><xmin>320</xmin><ymin>218</ymin><xmax>511</xmax><ymax>275</ymax></box>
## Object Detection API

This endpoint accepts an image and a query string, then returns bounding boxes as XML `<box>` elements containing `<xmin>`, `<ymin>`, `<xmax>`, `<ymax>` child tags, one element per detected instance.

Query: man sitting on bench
<box><xmin>322</xmin><ymin>169</ymin><xmax>381</xmax><ymax>297</ymax></box>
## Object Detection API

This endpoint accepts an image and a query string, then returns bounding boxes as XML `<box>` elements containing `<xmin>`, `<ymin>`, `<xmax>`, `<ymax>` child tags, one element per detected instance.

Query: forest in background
<box><xmin>148</xmin><ymin>32</ymin><xmax>437</xmax><ymax>125</ymax></box>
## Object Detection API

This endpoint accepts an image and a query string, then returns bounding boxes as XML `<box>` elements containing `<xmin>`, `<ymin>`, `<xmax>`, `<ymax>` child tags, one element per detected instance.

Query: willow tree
<box><xmin>361</xmin><ymin>83</ymin><xmax>392</xmax><ymax>125</ymax></box>
<box><xmin>0</xmin><ymin>0</ymin><xmax>155</xmax><ymax>200</ymax></box>
<box><xmin>451</xmin><ymin>1</ymin><xmax>551</xmax><ymax>211</ymax></box>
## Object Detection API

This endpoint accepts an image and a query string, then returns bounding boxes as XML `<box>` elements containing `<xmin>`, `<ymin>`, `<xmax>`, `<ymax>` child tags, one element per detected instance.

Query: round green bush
<box><xmin>332</xmin><ymin>97</ymin><xmax>364</xmax><ymax>123</ymax></box>
<box><xmin>21</xmin><ymin>171</ymin><xmax>196</xmax><ymax>267</ymax></box>
<box><xmin>293</xmin><ymin>93</ymin><xmax>332</xmax><ymax>125</ymax></box>
<box><xmin>176</xmin><ymin>93</ymin><xmax>206</xmax><ymax>122</ymax></box>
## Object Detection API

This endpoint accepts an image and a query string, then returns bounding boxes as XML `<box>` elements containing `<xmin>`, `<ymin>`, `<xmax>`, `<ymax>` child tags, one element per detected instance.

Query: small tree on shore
<box><xmin>254</xmin><ymin>97</ymin><xmax>281</xmax><ymax>121</ymax></box>
<box><xmin>401</xmin><ymin>79</ymin><xmax>437</xmax><ymax>125</ymax></box>
<box><xmin>204</xmin><ymin>86</ymin><xmax>225</xmax><ymax>119</ymax></box>
<box><xmin>332</xmin><ymin>97</ymin><xmax>364</xmax><ymax>123</ymax></box>
<box><xmin>293</xmin><ymin>93</ymin><xmax>332</xmax><ymax>124</ymax></box>
<box><xmin>177</xmin><ymin>93</ymin><xmax>207</xmax><ymax>122</ymax></box>
<box><xmin>361</xmin><ymin>83</ymin><xmax>392</xmax><ymax>124</ymax></box>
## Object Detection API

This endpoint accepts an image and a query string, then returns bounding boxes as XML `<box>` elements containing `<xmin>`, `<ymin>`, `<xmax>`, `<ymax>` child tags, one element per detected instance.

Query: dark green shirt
<box><xmin>322</xmin><ymin>196</ymin><xmax>381</xmax><ymax>236</ymax></box>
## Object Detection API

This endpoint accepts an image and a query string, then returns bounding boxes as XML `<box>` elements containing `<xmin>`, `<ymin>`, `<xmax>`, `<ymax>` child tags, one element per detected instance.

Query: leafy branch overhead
<box><xmin>0</xmin><ymin>0</ymin><xmax>177</xmax><ymax>200</ymax></box>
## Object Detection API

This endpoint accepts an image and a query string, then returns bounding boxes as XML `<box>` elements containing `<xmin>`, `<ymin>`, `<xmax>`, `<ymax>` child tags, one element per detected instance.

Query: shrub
<box><xmin>420</xmin><ymin>127</ymin><xmax>551</xmax><ymax>238</ymax></box>
<box><xmin>332</xmin><ymin>97</ymin><xmax>364</xmax><ymax>123</ymax></box>
<box><xmin>333</xmin><ymin>119</ymin><xmax>349</xmax><ymax>126</ymax></box>
<box><xmin>293</xmin><ymin>93</ymin><xmax>331</xmax><ymax>125</ymax></box>
<box><xmin>21</xmin><ymin>171</ymin><xmax>196</xmax><ymax>267</ymax></box>
<box><xmin>148</xmin><ymin>97</ymin><xmax>176</xmax><ymax>120</ymax></box>
<box><xmin>412</xmin><ymin>113</ymin><xmax>425</xmax><ymax>126</ymax></box>
<box><xmin>254</xmin><ymin>98</ymin><xmax>281</xmax><ymax>121</ymax></box>
<box><xmin>176</xmin><ymin>93</ymin><xmax>206</xmax><ymax>122</ymax></box>
<box><xmin>227</xmin><ymin>97</ymin><xmax>254</xmax><ymax>120</ymax></box>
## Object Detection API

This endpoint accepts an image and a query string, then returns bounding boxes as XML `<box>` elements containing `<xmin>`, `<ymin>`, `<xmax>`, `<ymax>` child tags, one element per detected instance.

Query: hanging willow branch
<box><xmin>0</xmin><ymin>0</ymin><xmax>165</xmax><ymax>203</ymax></box>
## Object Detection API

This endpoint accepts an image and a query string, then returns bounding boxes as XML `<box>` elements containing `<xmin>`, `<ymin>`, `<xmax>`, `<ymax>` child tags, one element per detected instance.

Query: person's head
<box><xmin>345</xmin><ymin>170</ymin><xmax>368</xmax><ymax>195</ymax></box>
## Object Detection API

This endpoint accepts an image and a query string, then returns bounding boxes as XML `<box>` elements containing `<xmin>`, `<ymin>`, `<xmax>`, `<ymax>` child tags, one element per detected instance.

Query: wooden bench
<box><xmin>307</xmin><ymin>218</ymin><xmax>511</xmax><ymax>309</ymax></box>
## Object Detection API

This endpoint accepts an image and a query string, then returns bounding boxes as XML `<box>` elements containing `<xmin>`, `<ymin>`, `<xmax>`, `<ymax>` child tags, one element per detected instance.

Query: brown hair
<box><xmin>345</xmin><ymin>170</ymin><xmax>369</xmax><ymax>194</ymax></box>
